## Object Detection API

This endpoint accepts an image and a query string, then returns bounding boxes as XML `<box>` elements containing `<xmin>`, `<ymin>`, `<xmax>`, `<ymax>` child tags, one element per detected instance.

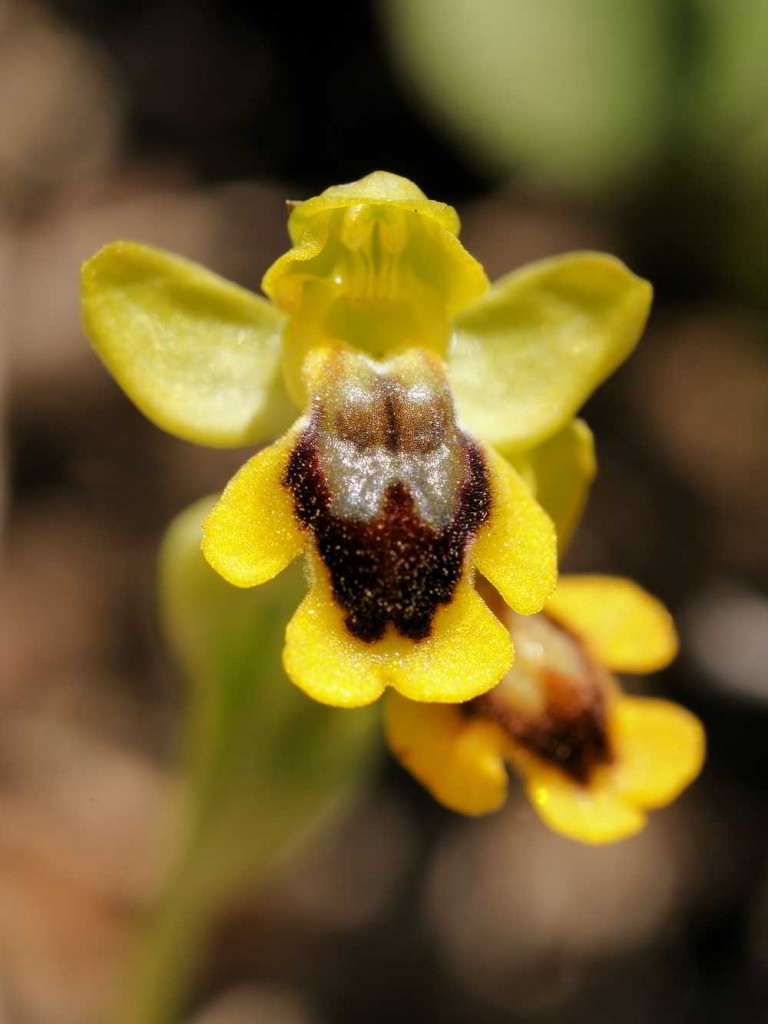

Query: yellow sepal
<box><xmin>450</xmin><ymin>251</ymin><xmax>652</xmax><ymax>454</ymax></box>
<box><xmin>285</xmin><ymin>170</ymin><xmax>461</xmax><ymax>242</ymax></box>
<box><xmin>81</xmin><ymin>241</ymin><xmax>293</xmax><ymax>447</ymax></box>
<box><xmin>515</xmin><ymin>419</ymin><xmax>596</xmax><ymax>555</ymax></box>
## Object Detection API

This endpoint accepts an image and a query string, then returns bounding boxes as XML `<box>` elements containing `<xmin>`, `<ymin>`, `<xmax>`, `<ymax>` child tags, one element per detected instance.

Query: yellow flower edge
<box><xmin>284</xmin><ymin>561</ymin><xmax>514</xmax><ymax>708</ymax></box>
<box><xmin>285</xmin><ymin>170</ymin><xmax>462</xmax><ymax>242</ymax></box>
<box><xmin>514</xmin><ymin>696</ymin><xmax>705</xmax><ymax>845</ymax></box>
<box><xmin>384</xmin><ymin>693</ymin><xmax>509</xmax><ymax>815</ymax></box>
<box><xmin>201</xmin><ymin>428</ymin><xmax>305</xmax><ymax>587</ymax></box>
<box><xmin>609</xmin><ymin>696</ymin><xmax>705</xmax><ymax>809</ymax></box>
<box><xmin>545</xmin><ymin>575</ymin><xmax>679</xmax><ymax>673</ymax></box>
<box><xmin>474</xmin><ymin>445</ymin><xmax>558</xmax><ymax>616</ymax></box>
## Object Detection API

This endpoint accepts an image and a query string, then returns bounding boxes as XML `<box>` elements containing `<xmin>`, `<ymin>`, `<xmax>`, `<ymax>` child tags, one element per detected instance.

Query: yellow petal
<box><xmin>285</xmin><ymin>170</ymin><xmax>461</xmax><ymax>241</ymax></box>
<box><xmin>201</xmin><ymin>429</ymin><xmax>304</xmax><ymax>587</ymax></box>
<box><xmin>283</xmin><ymin>556</ymin><xmax>513</xmax><ymax>708</ymax></box>
<box><xmin>546</xmin><ymin>575</ymin><xmax>679</xmax><ymax>673</ymax></box>
<box><xmin>473</xmin><ymin>445</ymin><xmax>558</xmax><ymax>616</ymax></box>
<box><xmin>263</xmin><ymin>172</ymin><xmax>488</xmax><ymax>332</ymax></box>
<box><xmin>81</xmin><ymin>242</ymin><xmax>294</xmax><ymax>447</ymax></box>
<box><xmin>514</xmin><ymin>419</ymin><xmax>596</xmax><ymax>555</ymax></box>
<box><xmin>384</xmin><ymin>693</ymin><xmax>509</xmax><ymax>816</ymax></box>
<box><xmin>523</xmin><ymin>762</ymin><xmax>647</xmax><ymax>844</ymax></box>
<box><xmin>450</xmin><ymin>252</ymin><xmax>652</xmax><ymax>453</ymax></box>
<box><xmin>610</xmin><ymin>697</ymin><xmax>705</xmax><ymax>809</ymax></box>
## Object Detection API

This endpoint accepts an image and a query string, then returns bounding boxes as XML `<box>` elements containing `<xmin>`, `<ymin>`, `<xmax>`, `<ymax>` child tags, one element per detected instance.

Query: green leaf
<box><xmin>690</xmin><ymin>0</ymin><xmax>768</xmax><ymax>167</ymax></box>
<box><xmin>384</xmin><ymin>0</ymin><xmax>673</xmax><ymax>193</ymax></box>
<box><xmin>82</xmin><ymin>242</ymin><xmax>295</xmax><ymax>448</ymax></box>
<box><xmin>688</xmin><ymin>2</ymin><xmax>768</xmax><ymax>305</ymax></box>
<box><xmin>449</xmin><ymin>252</ymin><xmax>651</xmax><ymax>454</ymax></box>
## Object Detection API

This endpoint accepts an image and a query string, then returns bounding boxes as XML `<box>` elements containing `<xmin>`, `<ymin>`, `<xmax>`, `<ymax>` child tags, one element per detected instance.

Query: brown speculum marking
<box><xmin>284</xmin><ymin>350</ymin><xmax>491</xmax><ymax>643</ymax></box>
<box><xmin>466</xmin><ymin>609</ymin><xmax>613</xmax><ymax>784</ymax></box>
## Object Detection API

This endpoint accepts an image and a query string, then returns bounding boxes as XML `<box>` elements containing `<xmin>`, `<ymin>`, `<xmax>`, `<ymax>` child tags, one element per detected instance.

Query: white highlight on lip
<box><xmin>320</xmin><ymin>434</ymin><xmax>461</xmax><ymax>528</ymax></box>
<box><xmin>313</xmin><ymin>350</ymin><xmax>466</xmax><ymax>530</ymax></box>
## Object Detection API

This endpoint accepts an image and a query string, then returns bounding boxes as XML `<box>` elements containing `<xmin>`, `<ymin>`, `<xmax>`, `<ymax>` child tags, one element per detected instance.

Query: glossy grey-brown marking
<box><xmin>312</xmin><ymin>351</ymin><xmax>464</xmax><ymax>529</ymax></box>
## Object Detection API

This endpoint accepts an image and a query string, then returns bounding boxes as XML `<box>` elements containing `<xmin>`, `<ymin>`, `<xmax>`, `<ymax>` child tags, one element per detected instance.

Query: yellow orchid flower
<box><xmin>385</xmin><ymin>575</ymin><xmax>705</xmax><ymax>844</ymax></box>
<box><xmin>81</xmin><ymin>171</ymin><xmax>650</xmax><ymax>709</ymax></box>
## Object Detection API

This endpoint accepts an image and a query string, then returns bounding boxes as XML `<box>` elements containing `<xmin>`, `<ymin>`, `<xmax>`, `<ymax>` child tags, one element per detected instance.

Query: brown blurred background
<box><xmin>2</xmin><ymin>1</ymin><xmax>768</xmax><ymax>1021</ymax></box>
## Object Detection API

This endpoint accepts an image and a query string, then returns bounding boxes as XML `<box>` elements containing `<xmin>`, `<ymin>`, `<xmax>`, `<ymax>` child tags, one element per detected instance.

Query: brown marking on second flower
<box><xmin>467</xmin><ymin>608</ymin><xmax>613</xmax><ymax>783</ymax></box>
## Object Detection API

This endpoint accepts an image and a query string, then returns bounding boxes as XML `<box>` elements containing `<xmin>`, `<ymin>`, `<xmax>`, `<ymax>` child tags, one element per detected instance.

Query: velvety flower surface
<box><xmin>200</xmin><ymin>346</ymin><xmax>557</xmax><ymax>706</ymax></box>
<box><xmin>81</xmin><ymin>171</ymin><xmax>651</xmax><ymax>708</ymax></box>
<box><xmin>385</xmin><ymin>575</ymin><xmax>705</xmax><ymax>844</ymax></box>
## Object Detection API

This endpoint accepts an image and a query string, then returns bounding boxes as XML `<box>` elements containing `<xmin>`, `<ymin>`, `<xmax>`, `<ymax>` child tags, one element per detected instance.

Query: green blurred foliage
<box><xmin>384</xmin><ymin>0</ymin><xmax>768</xmax><ymax>301</ymax></box>
<box><xmin>387</xmin><ymin>0</ymin><xmax>675</xmax><ymax>194</ymax></box>
<box><xmin>161</xmin><ymin>495</ymin><xmax>379</xmax><ymax>895</ymax></box>
<box><xmin>117</xmin><ymin>497</ymin><xmax>378</xmax><ymax>1024</ymax></box>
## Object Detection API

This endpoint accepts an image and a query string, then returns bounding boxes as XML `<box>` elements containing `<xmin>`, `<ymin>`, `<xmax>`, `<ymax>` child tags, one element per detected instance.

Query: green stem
<box><xmin>113</xmin><ymin>861</ymin><xmax>216</xmax><ymax>1024</ymax></box>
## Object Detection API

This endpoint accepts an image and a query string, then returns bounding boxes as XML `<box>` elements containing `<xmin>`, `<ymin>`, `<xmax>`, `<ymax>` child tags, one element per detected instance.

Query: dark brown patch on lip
<box><xmin>467</xmin><ymin>614</ymin><xmax>612</xmax><ymax>783</ymax></box>
<box><xmin>284</xmin><ymin>423</ymin><xmax>490</xmax><ymax>643</ymax></box>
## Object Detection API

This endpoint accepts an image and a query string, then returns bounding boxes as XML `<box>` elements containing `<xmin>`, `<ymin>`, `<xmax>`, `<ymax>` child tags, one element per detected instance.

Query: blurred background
<box><xmin>2</xmin><ymin>0</ymin><xmax>768</xmax><ymax>1021</ymax></box>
